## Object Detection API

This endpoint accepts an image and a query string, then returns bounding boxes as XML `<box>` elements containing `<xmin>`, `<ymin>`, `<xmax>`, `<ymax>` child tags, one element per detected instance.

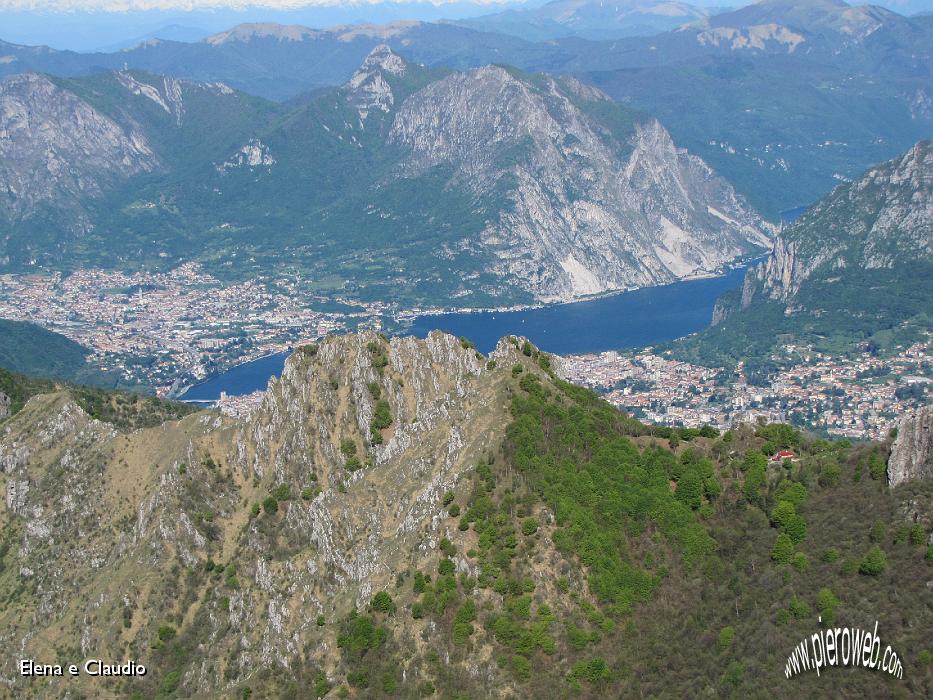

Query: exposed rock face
<box><xmin>216</xmin><ymin>138</ymin><xmax>276</xmax><ymax>173</ymax></box>
<box><xmin>742</xmin><ymin>140</ymin><xmax>932</xmax><ymax>307</ymax></box>
<box><xmin>888</xmin><ymin>404</ymin><xmax>933</xmax><ymax>487</ymax></box>
<box><xmin>345</xmin><ymin>43</ymin><xmax>407</xmax><ymax>123</ymax></box>
<box><xmin>0</xmin><ymin>390</ymin><xmax>9</xmax><ymax>419</ymax></box>
<box><xmin>0</xmin><ymin>72</ymin><xmax>157</xmax><ymax>227</ymax></box>
<box><xmin>388</xmin><ymin>64</ymin><xmax>771</xmax><ymax>301</ymax></box>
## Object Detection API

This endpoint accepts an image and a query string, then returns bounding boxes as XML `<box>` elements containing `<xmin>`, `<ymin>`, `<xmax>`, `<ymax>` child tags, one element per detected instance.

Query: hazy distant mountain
<box><xmin>671</xmin><ymin>140</ymin><xmax>933</xmax><ymax>365</ymax></box>
<box><xmin>0</xmin><ymin>47</ymin><xmax>770</xmax><ymax>305</ymax></box>
<box><xmin>0</xmin><ymin>0</ymin><xmax>928</xmax><ymax>217</ymax></box>
<box><xmin>93</xmin><ymin>23</ymin><xmax>213</xmax><ymax>52</ymax></box>
<box><xmin>451</xmin><ymin>0</ymin><xmax>714</xmax><ymax>40</ymax></box>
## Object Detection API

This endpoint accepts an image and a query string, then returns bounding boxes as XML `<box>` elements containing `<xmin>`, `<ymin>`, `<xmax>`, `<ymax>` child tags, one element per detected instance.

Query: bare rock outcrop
<box><xmin>887</xmin><ymin>403</ymin><xmax>933</xmax><ymax>487</ymax></box>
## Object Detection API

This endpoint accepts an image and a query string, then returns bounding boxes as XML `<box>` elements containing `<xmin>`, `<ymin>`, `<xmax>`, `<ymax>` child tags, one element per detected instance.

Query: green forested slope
<box><xmin>0</xmin><ymin>318</ymin><xmax>91</xmax><ymax>379</ymax></box>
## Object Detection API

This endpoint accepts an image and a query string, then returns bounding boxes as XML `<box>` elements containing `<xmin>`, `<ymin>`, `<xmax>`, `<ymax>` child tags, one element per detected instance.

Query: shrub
<box><xmin>816</xmin><ymin>588</ymin><xmax>840</xmax><ymax>626</ymax></box>
<box><xmin>160</xmin><ymin>671</ymin><xmax>182</xmax><ymax>694</ymax></box>
<box><xmin>521</xmin><ymin>517</ymin><xmax>539</xmax><ymax>536</ymax></box>
<box><xmin>859</xmin><ymin>545</ymin><xmax>887</xmax><ymax>576</ymax></box>
<box><xmin>336</xmin><ymin>612</ymin><xmax>386</xmax><ymax>660</ymax></box>
<box><xmin>371</xmin><ymin>400</ymin><xmax>392</xmax><ymax>431</ymax></box>
<box><xmin>340</xmin><ymin>439</ymin><xmax>357</xmax><ymax>457</ymax></box>
<box><xmin>157</xmin><ymin>625</ymin><xmax>176</xmax><ymax>642</ymax></box>
<box><xmin>868</xmin><ymin>452</ymin><xmax>886</xmax><ymax>480</ymax></box>
<box><xmin>262</xmin><ymin>496</ymin><xmax>278</xmax><ymax>515</ymax></box>
<box><xmin>841</xmin><ymin>557</ymin><xmax>860</xmax><ymax>575</ymax></box>
<box><xmin>442</xmin><ymin>491</ymin><xmax>455</xmax><ymax>506</ymax></box>
<box><xmin>448</xmin><ymin>504</ymin><xmax>461</xmax><ymax>517</ymax></box>
<box><xmin>453</xmin><ymin>622</ymin><xmax>474</xmax><ymax>645</ymax></box>
<box><xmin>718</xmin><ymin>626</ymin><xmax>735</xmax><ymax>652</ymax></box>
<box><xmin>511</xmin><ymin>655</ymin><xmax>531</xmax><ymax>680</ymax></box>
<box><xmin>381</xmin><ymin>672</ymin><xmax>397</xmax><ymax>694</ymax></box>
<box><xmin>821</xmin><ymin>547</ymin><xmax>840</xmax><ymax>563</ymax></box>
<box><xmin>771</xmin><ymin>533</ymin><xmax>794</xmax><ymax>564</ymax></box>
<box><xmin>818</xmin><ymin>461</ymin><xmax>841</xmax><ymax>487</ymax></box>
<box><xmin>371</xmin><ymin>591</ymin><xmax>396</xmax><ymax>615</ymax></box>
<box><xmin>316</xmin><ymin>615</ymin><xmax>325</xmax><ymax>626</ymax></box>
<box><xmin>909</xmin><ymin>524</ymin><xmax>926</xmax><ymax>546</ymax></box>
<box><xmin>347</xmin><ymin>670</ymin><xmax>369</xmax><ymax>689</ymax></box>
<box><xmin>511</xmin><ymin>364</ymin><xmax>523</xmax><ymax>377</ymax></box>
<box><xmin>569</xmin><ymin>658</ymin><xmax>610</xmax><ymax>685</ymax></box>
<box><xmin>788</xmin><ymin>597</ymin><xmax>810</xmax><ymax>620</ymax></box>
<box><xmin>869</xmin><ymin>520</ymin><xmax>886</xmax><ymax>543</ymax></box>
<box><xmin>791</xmin><ymin>552</ymin><xmax>809</xmax><ymax>572</ymax></box>
<box><xmin>271</xmin><ymin>483</ymin><xmax>291</xmax><ymax>501</ymax></box>
<box><xmin>720</xmin><ymin>661</ymin><xmax>745</xmax><ymax>687</ymax></box>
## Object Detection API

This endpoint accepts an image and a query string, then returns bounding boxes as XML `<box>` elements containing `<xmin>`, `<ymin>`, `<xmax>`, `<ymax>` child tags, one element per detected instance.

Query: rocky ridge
<box><xmin>741</xmin><ymin>140</ymin><xmax>931</xmax><ymax>308</ymax></box>
<box><xmin>0</xmin><ymin>331</ymin><xmax>576</xmax><ymax>696</ymax></box>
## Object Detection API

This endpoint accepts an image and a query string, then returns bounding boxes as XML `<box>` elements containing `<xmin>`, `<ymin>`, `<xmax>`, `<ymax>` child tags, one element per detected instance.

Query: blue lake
<box><xmin>182</xmin><ymin>263</ymin><xmax>752</xmax><ymax>400</ymax></box>
<box><xmin>406</xmin><ymin>265</ymin><xmax>750</xmax><ymax>355</ymax></box>
<box><xmin>181</xmin><ymin>351</ymin><xmax>289</xmax><ymax>401</ymax></box>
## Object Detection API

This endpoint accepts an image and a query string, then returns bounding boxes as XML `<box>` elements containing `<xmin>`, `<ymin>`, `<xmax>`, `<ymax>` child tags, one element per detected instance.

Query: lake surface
<box><xmin>181</xmin><ymin>351</ymin><xmax>289</xmax><ymax>401</ymax></box>
<box><xmin>407</xmin><ymin>265</ymin><xmax>750</xmax><ymax>355</ymax></box>
<box><xmin>182</xmin><ymin>263</ymin><xmax>752</xmax><ymax>400</ymax></box>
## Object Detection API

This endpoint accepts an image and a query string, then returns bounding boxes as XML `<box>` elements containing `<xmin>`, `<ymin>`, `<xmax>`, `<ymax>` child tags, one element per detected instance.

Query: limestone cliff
<box><xmin>887</xmin><ymin>403</ymin><xmax>933</xmax><ymax>487</ymax></box>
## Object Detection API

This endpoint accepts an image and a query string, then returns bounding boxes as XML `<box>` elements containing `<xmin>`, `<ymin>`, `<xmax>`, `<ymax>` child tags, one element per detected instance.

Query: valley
<box><xmin>0</xmin><ymin>3</ymin><xmax>930</xmax><ymax>696</ymax></box>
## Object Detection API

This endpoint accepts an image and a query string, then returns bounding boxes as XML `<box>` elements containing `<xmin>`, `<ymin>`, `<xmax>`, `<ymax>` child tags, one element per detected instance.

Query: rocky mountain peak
<box><xmin>356</xmin><ymin>43</ymin><xmax>408</xmax><ymax>78</ymax></box>
<box><xmin>388</xmin><ymin>68</ymin><xmax>770</xmax><ymax>301</ymax></box>
<box><xmin>345</xmin><ymin>44</ymin><xmax>408</xmax><ymax>123</ymax></box>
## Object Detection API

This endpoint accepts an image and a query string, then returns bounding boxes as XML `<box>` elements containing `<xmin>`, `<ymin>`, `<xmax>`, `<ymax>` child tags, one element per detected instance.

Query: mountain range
<box><xmin>0</xmin><ymin>47</ymin><xmax>771</xmax><ymax>305</ymax></box>
<box><xmin>0</xmin><ymin>0</ymin><xmax>930</xmax><ymax>218</ymax></box>
<box><xmin>451</xmin><ymin>0</ymin><xmax>716</xmax><ymax>41</ymax></box>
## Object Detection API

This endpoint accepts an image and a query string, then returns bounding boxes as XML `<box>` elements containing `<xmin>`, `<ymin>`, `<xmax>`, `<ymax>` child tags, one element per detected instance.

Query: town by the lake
<box><xmin>1</xmin><ymin>264</ymin><xmax>928</xmax><ymax>440</ymax></box>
